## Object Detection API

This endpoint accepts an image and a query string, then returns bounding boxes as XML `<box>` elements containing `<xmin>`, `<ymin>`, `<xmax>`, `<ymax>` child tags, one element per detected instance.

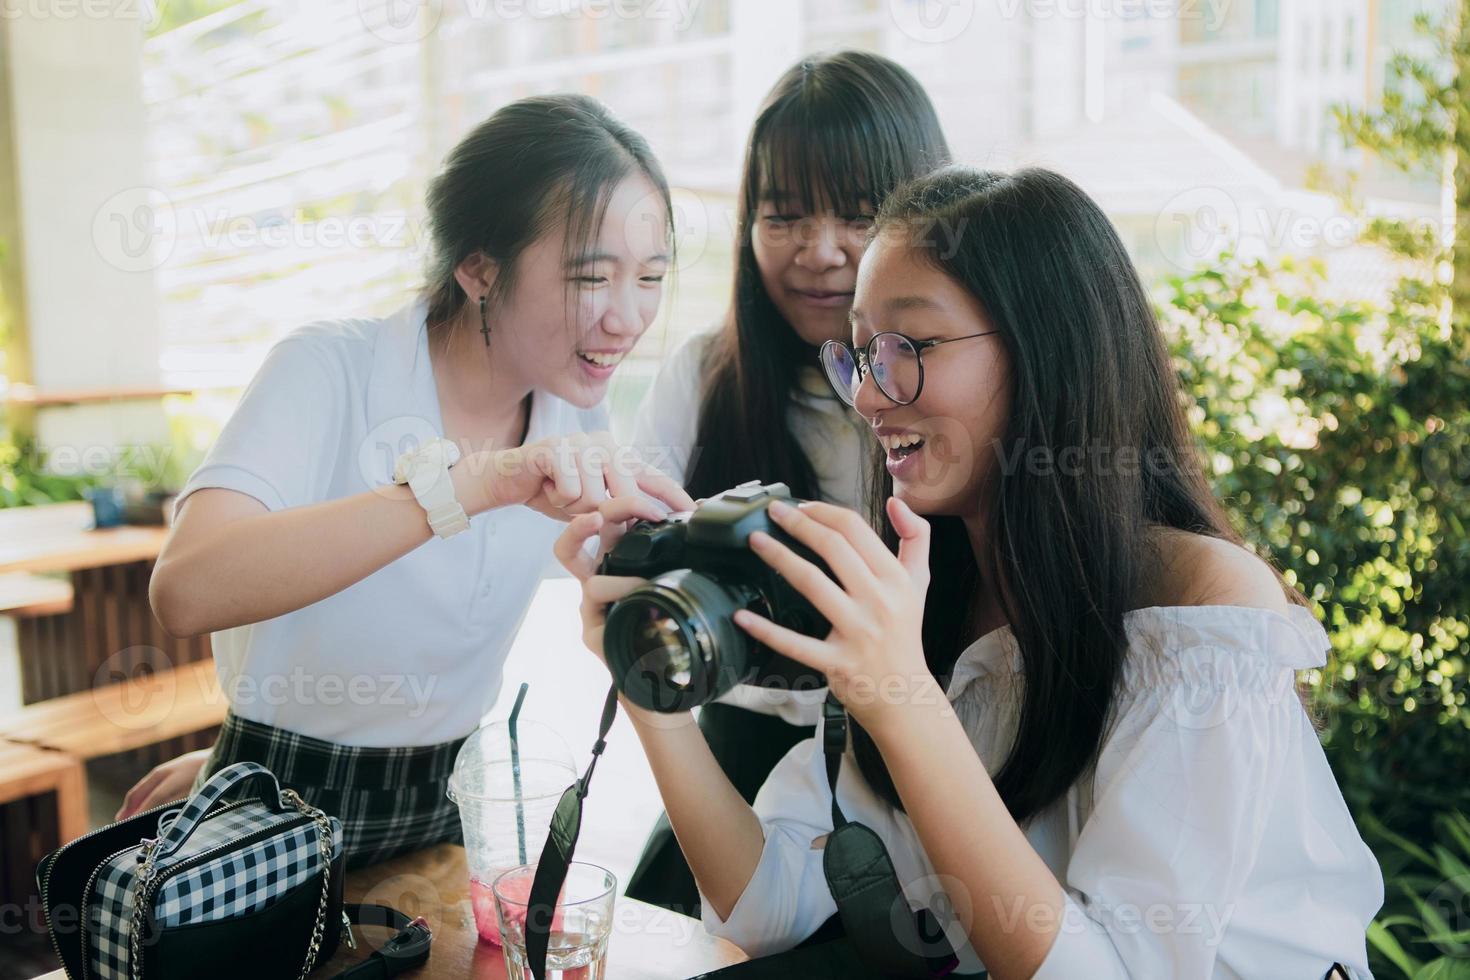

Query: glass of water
<box><xmin>492</xmin><ymin>862</ymin><xmax>616</xmax><ymax>980</ymax></box>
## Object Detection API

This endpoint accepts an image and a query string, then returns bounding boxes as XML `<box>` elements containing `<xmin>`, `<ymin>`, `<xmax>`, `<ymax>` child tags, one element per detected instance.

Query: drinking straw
<box><xmin>508</xmin><ymin>682</ymin><xmax>530</xmax><ymax>864</ymax></box>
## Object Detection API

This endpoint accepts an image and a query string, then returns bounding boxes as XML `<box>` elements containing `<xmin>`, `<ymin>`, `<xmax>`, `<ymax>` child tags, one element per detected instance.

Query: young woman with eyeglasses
<box><xmin>560</xmin><ymin>166</ymin><xmax>1382</xmax><ymax>977</ymax></box>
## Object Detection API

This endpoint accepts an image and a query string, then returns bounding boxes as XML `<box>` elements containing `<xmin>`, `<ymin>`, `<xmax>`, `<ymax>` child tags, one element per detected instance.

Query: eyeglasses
<box><xmin>819</xmin><ymin>330</ymin><xmax>1000</xmax><ymax>407</ymax></box>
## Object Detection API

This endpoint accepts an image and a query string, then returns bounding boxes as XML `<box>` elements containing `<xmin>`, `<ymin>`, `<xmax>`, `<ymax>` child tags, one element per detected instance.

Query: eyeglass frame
<box><xmin>819</xmin><ymin>330</ymin><xmax>1001</xmax><ymax>407</ymax></box>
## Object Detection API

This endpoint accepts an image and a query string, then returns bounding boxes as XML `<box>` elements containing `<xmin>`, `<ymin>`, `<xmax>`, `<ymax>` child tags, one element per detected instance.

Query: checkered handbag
<box><xmin>38</xmin><ymin>762</ymin><xmax>346</xmax><ymax>980</ymax></box>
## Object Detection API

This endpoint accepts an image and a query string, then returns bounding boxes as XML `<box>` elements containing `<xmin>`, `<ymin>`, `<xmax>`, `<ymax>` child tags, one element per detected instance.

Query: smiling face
<box><xmin>484</xmin><ymin>174</ymin><xmax>671</xmax><ymax>409</ymax></box>
<box><xmin>751</xmin><ymin>189</ymin><xmax>874</xmax><ymax>348</ymax></box>
<box><xmin>849</xmin><ymin>234</ymin><xmax>1011</xmax><ymax>515</ymax></box>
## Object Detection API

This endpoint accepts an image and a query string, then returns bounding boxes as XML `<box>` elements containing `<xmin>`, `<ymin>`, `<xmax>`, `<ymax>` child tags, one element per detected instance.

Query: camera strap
<box><xmin>523</xmin><ymin>683</ymin><xmax>620</xmax><ymax>980</ymax></box>
<box><xmin>522</xmin><ymin>686</ymin><xmax>960</xmax><ymax>980</ymax></box>
<box><xmin>821</xmin><ymin>694</ymin><xmax>961</xmax><ymax>979</ymax></box>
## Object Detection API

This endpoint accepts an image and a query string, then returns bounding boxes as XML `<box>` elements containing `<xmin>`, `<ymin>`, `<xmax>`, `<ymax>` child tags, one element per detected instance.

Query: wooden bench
<box><xmin>0</xmin><ymin>659</ymin><xmax>226</xmax><ymax>914</ymax></box>
<box><xmin>0</xmin><ymin>572</ymin><xmax>74</xmax><ymax>618</ymax></box>
<box><xmin>0</xmin><ymin>658</ymin><xmax>225</xmax><ymax>759</ymax></box>
<box><xmin>0</xmin><ymin>741</ymin><xmax>86</xmax><ymax>914</ymax></box>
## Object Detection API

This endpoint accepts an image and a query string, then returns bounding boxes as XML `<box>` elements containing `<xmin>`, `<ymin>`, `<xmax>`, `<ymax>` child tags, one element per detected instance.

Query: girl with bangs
<box><xmin>624</xmin><ymin>50</ymin><xmax>950</xmax><ymax>914</ymax></box>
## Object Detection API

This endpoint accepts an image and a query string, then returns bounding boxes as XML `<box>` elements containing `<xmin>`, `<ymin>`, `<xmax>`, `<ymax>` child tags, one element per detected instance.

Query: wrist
<box><xmin>857</xmin><ymin>673</ymin><xmax>950</xmax><ymax>747</ymax></box>
<box><xmin>618</xmin><ymin>692</ymin><xmax>696</xmax><ymax>732</ymax></box>
<box><xmin>450</xmin><ymin>451</ymin><xmax>493</xmax><ymax>517</ymax></box>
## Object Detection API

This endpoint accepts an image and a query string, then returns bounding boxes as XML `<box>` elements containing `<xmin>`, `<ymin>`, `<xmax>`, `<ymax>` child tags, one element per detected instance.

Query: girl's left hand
<box><xmin>733</xmin><ymin>496</ymin><xmax>933</xmax><ymax>732</ymax></box>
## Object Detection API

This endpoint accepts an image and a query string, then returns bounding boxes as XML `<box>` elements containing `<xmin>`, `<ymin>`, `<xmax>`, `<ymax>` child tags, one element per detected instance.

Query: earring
<box><xmin>478</xmin><ymin>294</ymin><xmax>491</xmax><ymax>347</ymax></box>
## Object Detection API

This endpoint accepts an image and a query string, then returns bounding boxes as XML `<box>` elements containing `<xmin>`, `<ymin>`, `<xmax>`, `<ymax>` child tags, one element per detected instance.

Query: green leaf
<box><xmin>1415</xmin><ymin>958</ymin><xmax>1470</xmax><ymax>980</ymax></box>
<box><xmin>1372</xmin><ymin>919</ymin><xmax>1424</xmax><ymax>977</ymax></box>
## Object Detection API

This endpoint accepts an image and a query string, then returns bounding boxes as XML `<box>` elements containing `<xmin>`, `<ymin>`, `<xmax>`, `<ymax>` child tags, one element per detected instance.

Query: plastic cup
<box><xmin>493</xmin><ymin>862</ymin><xmax>616</xmax><ymax>980</ymax></box>
<box><xmin>448</xmin><ymin>720</ymin><xmax>575</xmax><ymax>946</ymax></box>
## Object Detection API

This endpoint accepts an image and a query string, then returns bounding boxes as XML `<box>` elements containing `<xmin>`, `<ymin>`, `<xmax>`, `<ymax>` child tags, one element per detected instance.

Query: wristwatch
<box><xmin>393</xmin><ymin>437</ymin><xmax>470</xmax><ymax>539</ymax></box>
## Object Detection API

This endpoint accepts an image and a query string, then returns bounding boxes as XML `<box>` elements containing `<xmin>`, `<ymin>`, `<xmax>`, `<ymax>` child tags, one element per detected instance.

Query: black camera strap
<box><xmin>523</xmin><ymin>685</ymin><xmax>959</xmax><ymax>980</ymax></box>
<box><xmin>821</xmin><ymin>694</ymin><xmax>961</xmax><ymax>979</ymax></box>
<box><xmin>523</xmin><ymin>683</ymin><xmax>620</xmax><ymax>980</ymax></box>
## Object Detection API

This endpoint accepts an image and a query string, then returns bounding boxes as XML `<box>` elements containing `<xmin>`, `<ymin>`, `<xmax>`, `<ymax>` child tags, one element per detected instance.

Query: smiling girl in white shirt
<box><xmin>558</xmin><ymin>166</ymin><xmax>1383</xmax><ymax>977</ymax></box>
<box><xmin>116</xmin><ymin>95</ymin><xmax>692</xmax><ymax>867</ymax></box>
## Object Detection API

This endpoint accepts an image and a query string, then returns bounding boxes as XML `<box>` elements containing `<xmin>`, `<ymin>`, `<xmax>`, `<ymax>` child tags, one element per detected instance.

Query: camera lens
<box><xmin>604</xmin><ymin>569</ymin><xmax>759</xmax><ymax>712</ymax></box>
<box><xmin>630</xmin><ymin>607</ymin><xmax>694</xmax><ymax>691</ymax></box>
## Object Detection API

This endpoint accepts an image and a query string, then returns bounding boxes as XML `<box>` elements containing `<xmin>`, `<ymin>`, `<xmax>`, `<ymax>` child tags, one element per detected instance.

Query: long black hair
<box><xmin>421</xmin><ymin>94</ymin><xmax>673</xmax><ymax>339</ymax></box>
<box><xmin>683</xmin><ymin>51</ymin><xmax>950</xmax><ymax>501</ymax></box>
<box><xmin>850</xmin><ymin>166</ymin><xmax>1304</xmax><ymax>825</ymax></box>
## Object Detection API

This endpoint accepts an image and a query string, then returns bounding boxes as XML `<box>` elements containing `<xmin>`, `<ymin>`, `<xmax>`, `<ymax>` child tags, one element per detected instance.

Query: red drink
<box><xmin>472</xmin><ymin>872</ymin><xmax>566</xmax><ymax>946</ymax></box>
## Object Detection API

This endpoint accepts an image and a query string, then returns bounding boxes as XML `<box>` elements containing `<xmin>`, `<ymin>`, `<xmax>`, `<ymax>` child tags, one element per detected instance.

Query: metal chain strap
<box><xmin>128</xmin><ymin>838</ymin><xmax>160</xmax><ymax>980</ymax></box>
<box><xmin>125</xmin><ymin>791</ymin><xmax>334</xmax><ymax>980</ymax></box>
<box><xmin>282</xmin><ymin>789</ymin><xmax>335</xmax><ymax>980</ymax></box>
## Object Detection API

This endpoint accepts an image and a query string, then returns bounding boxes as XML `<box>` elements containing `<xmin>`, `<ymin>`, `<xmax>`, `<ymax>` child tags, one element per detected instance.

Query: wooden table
<box><xmin>0</xmin><ymin>502</ymin><xmax>169</xmax><ymax>576</ymax></box>
<box><xmin>29</xmin><ymin>844</ymin><xmax>748</xmax><ymax>980</ymax></box>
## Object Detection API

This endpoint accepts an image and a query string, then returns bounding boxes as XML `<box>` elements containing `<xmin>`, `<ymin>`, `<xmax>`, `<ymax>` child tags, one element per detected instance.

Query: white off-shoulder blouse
<box><xmin>700</xmin><ymin>604</ymin><xmax>1384</xmax><ymax>978</ymax></box>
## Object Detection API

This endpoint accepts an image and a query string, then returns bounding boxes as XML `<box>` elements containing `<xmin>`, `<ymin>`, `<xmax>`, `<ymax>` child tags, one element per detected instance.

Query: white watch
<box><xmin>393</xmin><ymin>437</ymin><xmax>470</xmax><ymax>539</ymax></box>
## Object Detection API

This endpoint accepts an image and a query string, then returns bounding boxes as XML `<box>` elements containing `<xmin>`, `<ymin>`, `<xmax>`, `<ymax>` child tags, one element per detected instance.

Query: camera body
<box><xmin>598</xmin><ymin>481</ymin><xmax>829</xmax><ymax>712</ymax></box>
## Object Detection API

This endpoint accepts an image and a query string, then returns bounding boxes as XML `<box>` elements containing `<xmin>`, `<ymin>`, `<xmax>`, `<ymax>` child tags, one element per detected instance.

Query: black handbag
<box><xmin>36</xmin><ymin>761</ymin><xmax>431</xmax><ymax>980</ymax></box>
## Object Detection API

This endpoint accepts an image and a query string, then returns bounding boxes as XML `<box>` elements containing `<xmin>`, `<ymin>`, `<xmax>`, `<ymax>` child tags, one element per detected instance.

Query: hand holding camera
<box><xmin>554</xmin><ymin>482</ymin><xmax>835</xmax><ymax>712</ymax></box>
<box><xmin>730</xmin><ymin>493</ymin><xmax>934</xmax><ymax>736</ymax></box>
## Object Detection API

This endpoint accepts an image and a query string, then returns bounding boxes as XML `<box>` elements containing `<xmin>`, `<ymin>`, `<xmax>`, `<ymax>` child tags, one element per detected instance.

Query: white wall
<box><xmin>3</xmin><ymin>11</ymin><xmax>167</xmax><ymax>456</ymax></box>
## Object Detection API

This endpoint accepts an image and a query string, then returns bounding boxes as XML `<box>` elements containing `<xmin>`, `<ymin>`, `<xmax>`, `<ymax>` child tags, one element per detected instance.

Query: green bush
<box><xmin>0</xmin><ymin>436</ymin><xmax>98</xmax><ymax>508</ymax></box>
<box><xmin>1160</xmin><ymin>253</ymin><xmax>1470</xmax><ymax>832</ymax></box>
<box><xmin>1158</xmin><ymin>252</ymin><xmax>1470</xmax><ymax>974</ymax></box>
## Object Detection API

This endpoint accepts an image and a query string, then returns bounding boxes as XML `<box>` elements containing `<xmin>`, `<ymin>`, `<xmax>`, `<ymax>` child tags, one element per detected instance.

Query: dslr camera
<box><xmin>597</xmin><ymin>481</ymin><xmax>830</xmax><ymax>713</ymax></box>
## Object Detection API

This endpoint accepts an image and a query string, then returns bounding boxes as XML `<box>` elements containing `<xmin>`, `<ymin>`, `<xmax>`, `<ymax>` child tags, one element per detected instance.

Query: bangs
<box><xmin>753</xmin><ymin>106</ymin><xmax>907</xmax><ymax>216</ymax></box>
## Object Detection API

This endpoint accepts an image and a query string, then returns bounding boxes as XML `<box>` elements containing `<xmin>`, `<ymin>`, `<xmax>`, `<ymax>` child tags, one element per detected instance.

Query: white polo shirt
<box><xmin>172</xmin><ymin>297</ymin><xmax>606</xmax><ymax>746</ymax></box>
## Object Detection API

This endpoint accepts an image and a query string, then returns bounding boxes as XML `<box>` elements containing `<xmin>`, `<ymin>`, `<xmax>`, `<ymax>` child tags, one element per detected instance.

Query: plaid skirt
<box><xmin>192</xmin><ymin>711</ymin><xmax>468</xmax><ymax>870</ymax></box>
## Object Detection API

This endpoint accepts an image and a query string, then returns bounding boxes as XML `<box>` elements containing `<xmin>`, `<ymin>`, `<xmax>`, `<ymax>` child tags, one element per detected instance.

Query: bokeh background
<box><xmin>0</xmin><ymin>2</ymin><xmax>1467</xmax><ymax>977</ymax></box>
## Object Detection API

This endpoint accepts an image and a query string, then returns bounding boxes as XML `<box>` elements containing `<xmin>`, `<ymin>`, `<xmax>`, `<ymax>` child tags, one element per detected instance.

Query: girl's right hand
<box><xmin>115</xmin><ymin>748</ymin><xmax>211</xmax><ymax>820</ymax></box>
<box><xmin>480</xmin><ymin>431</ymin><xmax>693</xmax><ymax>522</ymax></box>
<box><xmin>552</xmin><ymin>495</ymin><xmax>670</xmax><ymax>669</ymax></box>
